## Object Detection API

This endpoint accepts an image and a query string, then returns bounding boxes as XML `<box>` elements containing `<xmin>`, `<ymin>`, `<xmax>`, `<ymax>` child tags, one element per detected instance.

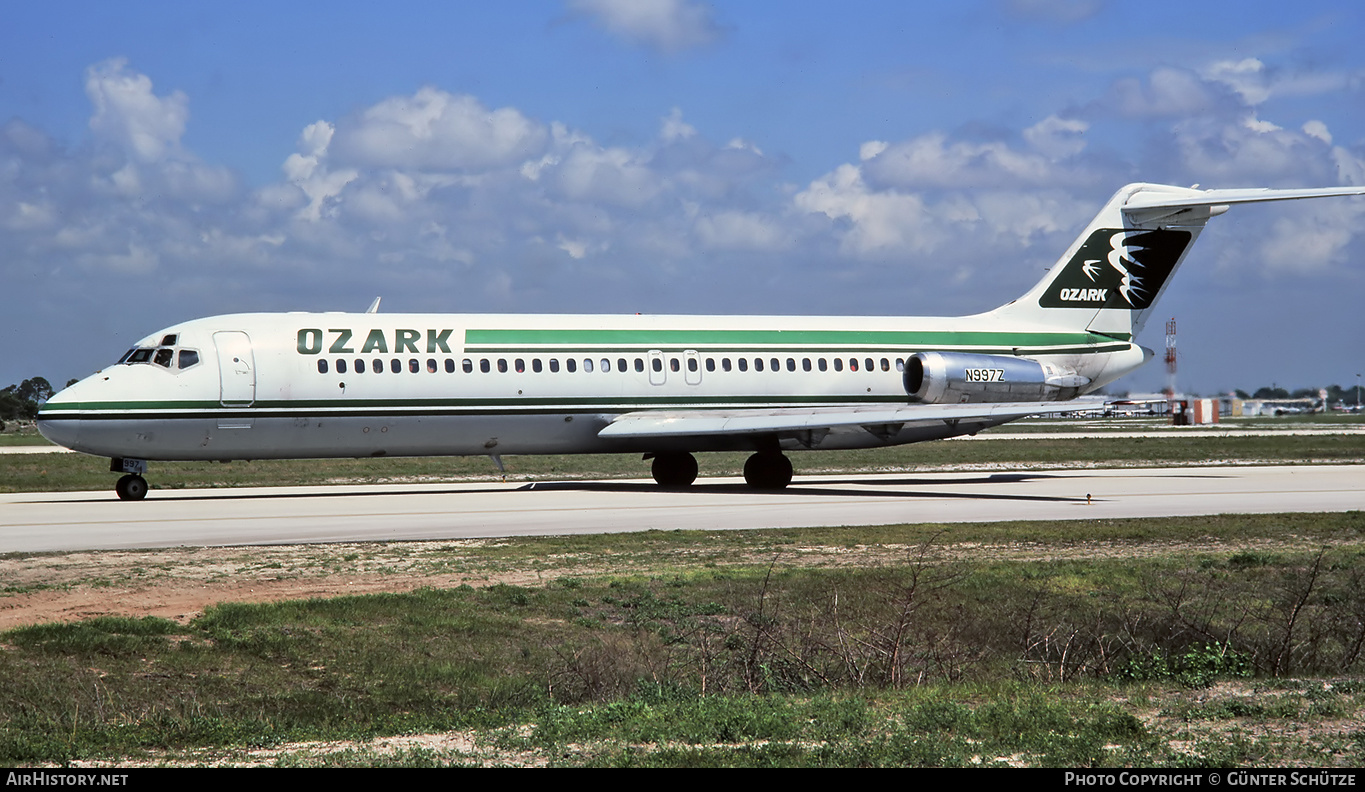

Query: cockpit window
<box><xmin>161</xmin><ymin>334</ymin><xmax>178</xmax><ymax>346</ymax></box>
<box><xmin>121</xmin><ymin>342</ymin><xmax>200</xmax><ymax>373</ymax></box>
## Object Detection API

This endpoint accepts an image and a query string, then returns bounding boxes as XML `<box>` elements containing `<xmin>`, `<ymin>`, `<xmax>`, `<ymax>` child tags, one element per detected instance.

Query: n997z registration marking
<box><xmin>964</xmin><ymin>368</ymin><xmax>1005</xmax><ymax>382</ymax></box>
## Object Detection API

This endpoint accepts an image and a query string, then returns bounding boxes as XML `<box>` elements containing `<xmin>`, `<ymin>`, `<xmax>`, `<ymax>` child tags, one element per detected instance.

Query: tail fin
<box><xmin>988</xmin><ymin>182</ymin><xmax>1365</xmax><ymax>340</ymax></box>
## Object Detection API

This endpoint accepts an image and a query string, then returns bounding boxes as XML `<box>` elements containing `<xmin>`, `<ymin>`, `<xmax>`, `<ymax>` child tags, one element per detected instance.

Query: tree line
<box><xmin>1236</xmin><ymin>383</ymin><xmax>1363</xmax><ymax>406</ymax></box>
<box><xmin>0</xmin><ymin>377</ymin><xmax>76</xmax><ymax>425</ymax></box>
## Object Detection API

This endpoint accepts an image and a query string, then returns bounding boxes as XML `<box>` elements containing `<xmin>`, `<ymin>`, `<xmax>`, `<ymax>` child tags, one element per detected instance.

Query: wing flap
<box><xmin>598</xmin><ymin>401</ymin><xmax>1089</xmax><ymax>440</ymax></box>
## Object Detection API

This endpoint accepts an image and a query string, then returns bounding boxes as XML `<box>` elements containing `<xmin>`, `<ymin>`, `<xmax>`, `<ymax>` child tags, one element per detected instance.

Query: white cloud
<box><xmin>84</xmin><ymin>242</ymin><xmax>160</xmax><ymax>276</ymax></box>
<box><xmin>694</xmin><ymin>210</ymin><xmax>788</xmax><ymax>251</ymax></box>
<box><xmin>861</xmin><ymin>132</ymin><xmax>1061</xmax><ymax>189</ymax></box>
<box><xmin>1107</xmin><ymin>67</ymin><xmax>1223</xmax><ymax>119</ymax></box>
<box><xmin>1203</xmin><ymin>57</ymin><xmax>1358</xmax><ymax>107</ymax></box>
<box><xmin>155</xmin><ymin>159</ymin><xmax>238</xmax><ymax>204</ymax></box>
<box><xmin>971</xmin><ymin>191</ymin><xmax>1080</xmax><ymax>245</ymax></box>
<box><xmin>794</xmin><ymin>163</ymin><xmax>941</xmax><ymax>256</ymax></box>
<box><xmin>1258</xmin><ymin>201</ymin><xmax>1362</xmax><ymax>275</ymax></box>
<box><xmin>1302</xmin><ymin>120</ymin><xmax>1332</xmax><ymax>145</ymax></box>
<box><xmin>791</xmin><ymin>113</ymin><xmax>1104</xmax><ymax>262</ymax></box>
<box><xmin>1097</xmin><ymin>62</ymin><xmax>1365</xmax><ymax>204</ymax></box>
<box><xmin>282</xmin><ymin>121</ymin><xmax>358</xmax><ymax>221</ymax></box>
<box><xmin>859</xmin><ymin>140</ymin><xmax>889</xmax><ymax>161</ymax></box>
<box><xmin>14</xmin><ymin>57</ymin><xmax>1365</xmax><ymax>349</ymax></box>
<box><xmin>107</xmin><ymin>163</ymin><xmax>143</xmax><ymax>196</ymax></box>
<box><xmin>84</xmin><ymin>58</ymin><xmax>188</xmax><ymax>163</ymax></box>
<box><xmin>334</xmin><ymin>88</ymin><xmax>548</xmax><ymax>172</ymax></box>
<box><xmin>660</xmin><ymin>107</ymin><xmax>696</xmax><ymax>142</ymax></box>
<box><xmin>569</xmin><ymin>0</ymin><xmax>721</xmax><ymax>53</ymax></box>
<box><xmin>725</xmin><ymin>137</ymin><xmax>763</xmax><ymax>156</ymax></box>
<box><xmin>1022</xmin><ymin>116</ymin><xmax>1089</xmax><ymax>160</ymax></box>
<box><xmin>551</xmin><ymin>142</ymin><xmax>662</xmax><ymax>207</ymax></box>
<box><xmin>1170</xmin><ymin>114</ymin><xmax>1337</xmax><ymax>185</ymax></box>
<box><xmin>80</xmin><ymin>59</ymin><xmax>239</xmax><ymax>205</ymax></box>
<box><xmin>792</xmin><ymin>156</ymin><xmax>1094</xmax><ymax>264</ymax></box>
<box><xmin>3</xmin><ymin>200</ymin><xmax>56</xmax><ymax>231</ymax></box>
<box><xmin>1331</xmin><ymin>143</ymin><xmax>1365</xmax><ymax>186</ymax></box>
<box><xmin>1204</xmin><ymin>58</ymin><xmax>1271</xmax><ymax>106</ymax></box>
<box><xmin>259</xmin><ymin>90</ymin><xmax>795</xmax><ymax>271</ymax></box>
<box><xmin>557</xmin><ymin>236</ymin><xmax>590</xmax><ymax>259</ymax></box>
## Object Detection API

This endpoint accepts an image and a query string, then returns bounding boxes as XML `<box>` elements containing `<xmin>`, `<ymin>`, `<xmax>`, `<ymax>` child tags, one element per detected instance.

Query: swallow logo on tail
<box><xmin>1039</xmin><ymin>228</ymin><xmax>1190</xmax><ymax>310</ymax></box>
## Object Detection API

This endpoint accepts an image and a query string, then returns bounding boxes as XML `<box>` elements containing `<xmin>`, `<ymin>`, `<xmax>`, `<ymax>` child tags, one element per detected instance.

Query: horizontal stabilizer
<box><xmin>1124</xmin><ymin>185</ymin><xmax>1365</xmax><ymax>211</ymax></box>
<box><xmin>598</xmin><ymin>401</ymin><xmax>1102</xmax><ymax>440</ymax></box>
<box><xmin>1123</xmin><ymin>185</ymin><xmax>1365</xmax><ymax>225</ymax></box>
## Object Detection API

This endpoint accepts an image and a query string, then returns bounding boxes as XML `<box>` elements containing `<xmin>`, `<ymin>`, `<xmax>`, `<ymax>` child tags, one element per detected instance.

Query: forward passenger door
<box><xmin>213</xmin><ymin>331</ymin><xmax>256</xmax><ymax>407</ymax></box>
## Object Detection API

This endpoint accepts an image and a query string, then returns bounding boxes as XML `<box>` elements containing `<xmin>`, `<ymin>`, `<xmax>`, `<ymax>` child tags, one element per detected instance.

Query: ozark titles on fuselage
<box><xmin>296</xmin><ymin>327</ymin><xmax>456</xmax><ymax>356</ymax></box>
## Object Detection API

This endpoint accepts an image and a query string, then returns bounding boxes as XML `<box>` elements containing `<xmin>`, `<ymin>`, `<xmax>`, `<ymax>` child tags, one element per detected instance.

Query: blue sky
<box><xmin>3</xmin><ymin>0</ymin><xmax>1363</xmax><ymax>396</ymax></box>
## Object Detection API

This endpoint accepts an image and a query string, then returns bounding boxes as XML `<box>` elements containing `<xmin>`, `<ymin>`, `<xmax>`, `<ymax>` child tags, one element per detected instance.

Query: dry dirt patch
<box><xmin>0</xmin><ymin>541</ymin><xmax>554</xmax><ymax>628</ymax></box>
<box><xmin>0</xmin><ymin>534</ymin><xmax>1340</xmax><ymax>629</ymax></box>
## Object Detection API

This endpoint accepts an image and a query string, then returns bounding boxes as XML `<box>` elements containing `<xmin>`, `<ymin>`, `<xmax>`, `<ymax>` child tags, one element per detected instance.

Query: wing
<box><xmin>598</xmin><ymin>400</ymin><xmax>1098</xmax><ymax>445</ymax></box>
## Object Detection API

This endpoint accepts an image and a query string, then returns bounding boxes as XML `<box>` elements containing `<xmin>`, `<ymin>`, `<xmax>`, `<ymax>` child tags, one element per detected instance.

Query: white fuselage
<box><xmin>37</xmin><ymin>311</ymin><xmax>1146</xmax><ymax>462</ymax></box>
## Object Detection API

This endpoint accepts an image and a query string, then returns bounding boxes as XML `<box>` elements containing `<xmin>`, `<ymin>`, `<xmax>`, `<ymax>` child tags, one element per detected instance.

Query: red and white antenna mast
<box><xmin>1164</xmin><ymin>318</ymin><xmax>1177</xmax><ymax>395</ymax></box>
<box><xmin>1165</xmin><ymin>317</ymin><xmax>1178</xmax><ymax>420</ymax></box>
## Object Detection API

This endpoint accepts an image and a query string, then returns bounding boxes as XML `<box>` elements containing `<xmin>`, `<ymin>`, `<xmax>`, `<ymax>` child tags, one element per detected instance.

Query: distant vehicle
<box><xmin>1105</xmin><ymin>397</ymin><xmax>1166</xmax><ymax>418</ymax></box>
<box><xmin>37</xmin><ymin>183</ymin><xmax>1365</xmax><ymax>499</ymax></box>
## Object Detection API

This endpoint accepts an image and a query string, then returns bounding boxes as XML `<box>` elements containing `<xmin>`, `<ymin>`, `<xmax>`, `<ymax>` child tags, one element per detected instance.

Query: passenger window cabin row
<box><xmin>317</xmin><ymin>355</ymin><xmax>904</xmax><ymax>375</ymax></box>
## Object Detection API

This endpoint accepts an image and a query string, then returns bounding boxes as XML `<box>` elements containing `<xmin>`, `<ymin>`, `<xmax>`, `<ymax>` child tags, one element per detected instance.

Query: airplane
<box><xmin>37</xmin><ymin>182</ymin><xmax>1365</xmax><ymax>500</ymax></box>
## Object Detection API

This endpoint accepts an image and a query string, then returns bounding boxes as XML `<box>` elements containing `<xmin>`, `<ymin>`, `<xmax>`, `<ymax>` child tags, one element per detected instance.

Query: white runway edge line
<box><xmin>1</xmin><ymin>465</ymin><xmax>1362</xmax><ymax>554</ymax></box>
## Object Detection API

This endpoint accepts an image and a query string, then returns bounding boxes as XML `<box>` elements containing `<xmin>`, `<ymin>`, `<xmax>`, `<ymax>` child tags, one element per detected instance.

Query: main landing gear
<box><xmin>110</xmin><ymin>458</ymin><xmax>149</xmax><ymax>500</ymax></box>
<box><xmin>649</xmin><ymin>451</ymin><xmax>793</xmax><ymax>490</ymax></box>
<box><xmin>742</xmin><ymin>451</ymin><xmax>793</xmax><ymax>490</ymax></box>
<box><xmin>651</xmin><ymin>452</ymin><xmax>698</xmax><ymax>487</ymax></box>
<box><xmin>115</xmin><ymin>474</ymin><xmax>149</xmax><ymax>501</ymax></box>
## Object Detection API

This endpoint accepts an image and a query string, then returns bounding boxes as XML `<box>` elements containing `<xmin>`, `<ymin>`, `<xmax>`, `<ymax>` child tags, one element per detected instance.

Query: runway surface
<box><xmin>2</xmin><ymin>464</ymin><xmax>1361</xmax><ymax>553</ymax></box>
<box><xmin>2</xmin><ymin>424</ymin><xmax>1361</xmax><ymax>456</ymax></box>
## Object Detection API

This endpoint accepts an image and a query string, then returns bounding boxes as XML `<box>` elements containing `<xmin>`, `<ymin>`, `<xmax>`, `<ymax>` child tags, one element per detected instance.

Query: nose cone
<box><xmin>36</xmin><ymin>414</ymin><xmax>82</xmax><ymax>450</ymax></box>
<box><xmin>36</xmin><ymin>383</ymin><xmax>83</xmax><ymax>451</ymax></box>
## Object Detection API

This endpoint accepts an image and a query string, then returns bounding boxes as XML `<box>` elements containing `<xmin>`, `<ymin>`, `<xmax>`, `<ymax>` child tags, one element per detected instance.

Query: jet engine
<box><xmin>903</xmin><ymin>351</ymin><xmax>1089</xmax><ymax>404</ymax></box>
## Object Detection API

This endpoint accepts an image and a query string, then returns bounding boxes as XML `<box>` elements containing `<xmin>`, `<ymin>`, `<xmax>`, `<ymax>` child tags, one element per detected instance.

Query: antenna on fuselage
<box><xmin>365</xmin><ymin>297</ymin><xmax>381</xmax><ymax>314</ymax></box>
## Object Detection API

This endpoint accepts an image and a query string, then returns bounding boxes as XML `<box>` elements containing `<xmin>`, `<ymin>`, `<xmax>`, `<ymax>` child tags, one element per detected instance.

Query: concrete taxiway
<box><xmin>1</xmin><ymin>424</ymin><xmax>1360</xmax><ymax>456</ymax></box>
<box><xmin>2</xmin><ymin>464</ymin><xmax>1361</xmax><ymax>553</ymax></box>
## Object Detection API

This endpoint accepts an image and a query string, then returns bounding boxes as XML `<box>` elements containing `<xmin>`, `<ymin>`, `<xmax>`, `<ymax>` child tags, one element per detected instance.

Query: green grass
<box><xmin>3</xmin><ymin>430</ymin><xmax>1363</xmax><ymax>493</ymax></box>
<box><xmin>3</xmin><ymin>512</ymin><xmax>1365</xmax><ymax>766</ymax></box>
<box><xmin>0</xmin><ymin>423</ymin><xmax>52</xmax><ymax>446</ymax></box>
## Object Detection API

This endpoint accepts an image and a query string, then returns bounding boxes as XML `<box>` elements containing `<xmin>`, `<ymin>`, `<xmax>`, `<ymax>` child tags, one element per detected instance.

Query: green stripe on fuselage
<box><xmin>39</xmin><ymin>393</ymin><xmax>908</xmax><ymax>414</ymax></box>
<box><xmin>463</xmin><ymin>328</ymin><xmax>1114</xmax><ymax>348</ymax></box>
<box><xmin>463</xmin><ymin>344</ymin><xmax>1130</xmax><ymax>356</ymax></box>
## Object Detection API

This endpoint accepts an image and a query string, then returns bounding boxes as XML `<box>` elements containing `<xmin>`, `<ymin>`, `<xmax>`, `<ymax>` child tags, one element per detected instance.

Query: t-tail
<box><xmin>987</xmin><ymin>182</ymin><xmax>1365</xmax><ymax>341</ymax></box>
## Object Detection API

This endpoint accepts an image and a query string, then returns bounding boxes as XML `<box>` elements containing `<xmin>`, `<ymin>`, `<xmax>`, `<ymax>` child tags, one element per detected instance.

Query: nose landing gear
<box><xmin>110</xmin><ymin>458</ymin><xmax>150</xmax><ymax>500</ymax></box>
<box><xmin>115</xmin><ymin>474</ymin><xmax>149</xmax><ymax>501</ymax></box>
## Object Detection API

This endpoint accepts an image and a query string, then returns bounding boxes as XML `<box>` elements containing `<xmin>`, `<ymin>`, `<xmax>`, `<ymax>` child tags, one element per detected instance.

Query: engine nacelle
<box><xmin>903</xmin><ymin>351</ymin><xmax>1090</xmax><ymax>404</ymax></box>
